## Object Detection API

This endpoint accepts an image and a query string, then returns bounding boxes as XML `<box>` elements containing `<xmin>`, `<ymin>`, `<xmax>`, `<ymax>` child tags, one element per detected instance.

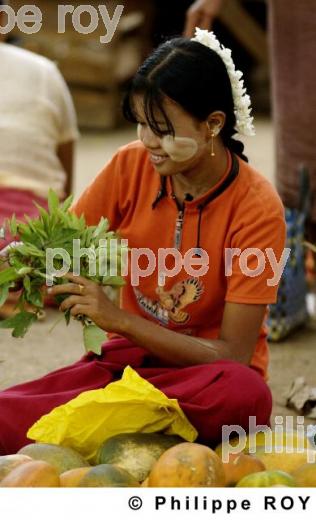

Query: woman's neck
<box><xmin>171</xmin><ymin>141</ymin><xmax>229</xmax><ymax>202</ymax></box>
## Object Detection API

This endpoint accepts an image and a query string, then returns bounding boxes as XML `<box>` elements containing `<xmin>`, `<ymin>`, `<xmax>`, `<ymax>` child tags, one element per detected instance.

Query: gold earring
<box><xmin>211</xmin><ymin>131</ymin><xmax>215</xmax><ymax>157</ymax></box>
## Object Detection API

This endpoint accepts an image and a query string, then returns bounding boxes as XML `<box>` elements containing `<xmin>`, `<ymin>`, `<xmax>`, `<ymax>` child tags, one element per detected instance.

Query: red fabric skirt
<box><xmin>0</xmin><ymin>188</ymin><xmax>48</xmax><ymax>247</ymax></box>
<box><xmin>0</xmin><ymin>338</ymin><xmax>272</xmax><ymax>455</ymax></box>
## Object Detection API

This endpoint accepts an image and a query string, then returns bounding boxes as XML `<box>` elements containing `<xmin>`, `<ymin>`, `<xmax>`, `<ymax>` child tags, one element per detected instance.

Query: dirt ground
<box><xmin>1</xmin><ymin>119</ymin><xmax>316</xmax><ymax>433</ymax></box>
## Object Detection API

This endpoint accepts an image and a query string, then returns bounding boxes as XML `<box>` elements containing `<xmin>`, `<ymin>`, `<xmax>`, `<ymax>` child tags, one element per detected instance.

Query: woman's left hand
<box><xmin>47</xmin><ymin>273</ymin><xmax>126</xmax><ymax>333</ymax></box>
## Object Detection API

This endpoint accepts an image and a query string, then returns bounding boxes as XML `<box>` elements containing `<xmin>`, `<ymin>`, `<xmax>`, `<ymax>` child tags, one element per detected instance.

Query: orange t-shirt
<box><xmin>72</xmin><ymin>141</ymin><xmax>286</xmax><ymax>378</ymax></box>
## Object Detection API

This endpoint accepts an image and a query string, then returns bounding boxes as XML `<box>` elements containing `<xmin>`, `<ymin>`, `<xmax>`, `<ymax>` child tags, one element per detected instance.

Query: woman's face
<box><xmin>134</xmin><ymin>95</ymin><xmax>212</xmax><ymax>177</ymax></box>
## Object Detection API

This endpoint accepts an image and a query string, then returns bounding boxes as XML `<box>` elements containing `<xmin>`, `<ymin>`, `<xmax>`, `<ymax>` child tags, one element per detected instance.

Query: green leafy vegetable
<box><xmin>0</xmin><ymin>189</ymin><xmax>126</xmax><ymax>352</ymax></box>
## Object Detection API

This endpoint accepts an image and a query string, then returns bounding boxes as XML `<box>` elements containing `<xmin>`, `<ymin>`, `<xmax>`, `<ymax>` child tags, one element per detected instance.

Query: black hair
<box><xmin>123</xmin><ymin>37</ymin><xmax>248</xmax><ymax>162</ymax></box>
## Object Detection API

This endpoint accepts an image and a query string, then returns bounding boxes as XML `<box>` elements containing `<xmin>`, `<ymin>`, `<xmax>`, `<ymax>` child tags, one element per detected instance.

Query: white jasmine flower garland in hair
<box><xmin>192</xmin><ymin>28</ymin><xmax>255</xmax><ymax>136</ymax></box>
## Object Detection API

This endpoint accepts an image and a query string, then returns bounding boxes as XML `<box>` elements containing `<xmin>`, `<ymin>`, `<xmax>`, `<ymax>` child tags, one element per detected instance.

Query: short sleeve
<box><xmin>70</xmin><ymin>151</ymin><xmax>122</xmax><ymax>230</ymax></box>
<box><xmin>45</xmin><ymin>63</ymin><xmax>79</xmax><ymax>144</ymax></box>
<box><xmin>225</xmin><ymin>200</ymin><xmax>286</xmax><ymax>305</ymax></box>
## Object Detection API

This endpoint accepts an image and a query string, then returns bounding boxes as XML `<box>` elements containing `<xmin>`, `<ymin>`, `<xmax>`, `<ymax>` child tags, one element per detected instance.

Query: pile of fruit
<box><xmin>1</xmin><ymin>432</ymin><xmax>316</xmax><ymax>487</ymax></box>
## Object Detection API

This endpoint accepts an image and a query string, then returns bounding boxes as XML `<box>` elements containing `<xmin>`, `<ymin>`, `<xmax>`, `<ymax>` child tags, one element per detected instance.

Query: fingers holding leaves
<box><xmin>69</xmin><ymin>304</ymin><xmax>89</xmax><ymax>318</ymax></box>
<box><xmin>59</xmin><ymin>295</ymin><xmax>88</xmax><ymax>313</ymax></box>
<box><xmin>48</xmin><ymin>282</ymin><xmax>86</xmax><ymax>297</ymax></box>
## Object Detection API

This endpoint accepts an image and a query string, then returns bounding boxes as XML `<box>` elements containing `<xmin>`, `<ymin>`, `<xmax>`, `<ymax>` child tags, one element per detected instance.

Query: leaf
<box><xmin>7</xmin><ymin>255</ymin><xmax>26</xmax><ymax>271</ymax></box>
<box><xmin>92</xmin><ymin>217</ymin><xmax>110</xmax><ymax>240</ymax></box>
<box><xmin>35</xmin><ymin>227</ymin><xmax>48</xmax><ymax>241</ymax></box>
<box><xmin>102</xmin><ymin>275</ymin><xmax>125</xmax><ymax>287</ymax></box>
<box><xmin>33</xmin><ymin>203</ymin><xmax>49</xmax><ymax>222</ymax></box>
<box><xmin>13</xmin><ymin>312</ymin><xmax>38</xmax><ymax>338</ymax></box>
<box><xmin>0</xmin><ymin>311</ymin><xmax>38</xmax><ymax>338</ymax></box>
<box><xmin>83</xmin><ymin>323</ymin><xmax>107</xmax><ymax>355</ymax></box>
<box><xmin>45</xmin><ymin>228</ymin><xmax>79</xmax><ymax>249</ymax></box>
<box><xmin>27</xmin><ymin>288</ymin><xmax>44</xmax><ymax>308</ymax></box>
<box><xmin>48</xmin><ymin>189</ymin><xmax>60</xmax><ymax>214</ymax></box>
<box><xmin>23</xmin><ymin>275</ymin><xmax>31</xmax><ymax>296</ymax></box>
<box><xmin>64</xmin><ymin>308</ymin><xmax>71</xmax><ymax>326</ymax></box>
<box><xmin>0</xmin><ymin>283</ymin><xmax>10</xmax><ymax>307</ymax></box>
<box><xmin>32</xmin><ymin>270</ymin><xmax>56</xmax><ymax>285</ymax></box>
<box><xmin>14</xmin><ymin>243</ymin><xmax>45</xmax><ymax>258</ymax></box>
<box><xmin>62</xmin><ymin>195</ymin><xmax>74</xmax><ymax>212</ymax></box>
<box><xmin>82</xmin><ymin>227</ymin><xmax>94</xmax><ymax>248</ymax></box>
<box><xmin>24</xmin><ymin>215</ymin><xmax>40</xmax><ymax>235</ymax></box>
<box><xmin>8</xmin><ymin>214</ymin><xmax>17</xmax><ymax>237</ymax></box>
<box><xmin>53</xmin><ymin>294</ymin><xmax>71</xmax><ymax>324</ymax></box>
<box><xmin>0</xmin><ymin>267</ymin><xmax>21</xmax><ymax>286</ymax></box>
<box><xmin>16</xmin><ymin>221</ymin><xmax>32</xmax><ymax>238</ymax></box>
<box><xmin>17</xmin><ymin>267</ymin><xmax>33</xmax><ymax>276</ymax></box>
<box><xmin>20</xmin><ymin>217</ymin><xmax>46</xmax><ymax>246</ymax></box>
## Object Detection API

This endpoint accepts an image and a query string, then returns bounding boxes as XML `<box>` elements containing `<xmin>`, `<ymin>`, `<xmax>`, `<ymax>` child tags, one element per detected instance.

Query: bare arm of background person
<box><xmin>57</xmin><ymin>141</ymin><xmax>75</xmax><ymax>198</ymax></box>
<box><xmin>184</xmin><ymin>0</ymin><xmax>224</xmax><ymax>37</ymax></box>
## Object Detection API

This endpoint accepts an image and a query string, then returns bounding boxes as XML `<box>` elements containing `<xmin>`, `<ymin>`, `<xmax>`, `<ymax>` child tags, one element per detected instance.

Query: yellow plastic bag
<box><xmin>27</xmin><ymin>366</ymin><xmax>198</xmax><ymax>463</ymax></box>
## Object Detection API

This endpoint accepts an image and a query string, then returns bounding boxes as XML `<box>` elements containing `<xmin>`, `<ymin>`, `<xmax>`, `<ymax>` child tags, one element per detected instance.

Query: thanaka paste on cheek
<box><xmin>137</xmin><ymin>123</ymin><xmax>199</xmax><ymax>162</ymax></box>
<box><xmin>161</xmin><ymin>135</ymin><xmax>198</xmax><ymax>162</ymax></box>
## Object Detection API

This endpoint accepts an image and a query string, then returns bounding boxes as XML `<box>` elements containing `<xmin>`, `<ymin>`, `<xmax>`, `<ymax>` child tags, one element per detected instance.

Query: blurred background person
<box><xmin>0</xmin><ymin>0</ymin><xmax>79</xmax><ymax>316</ymax></box>
<box><xmin>0</xmin><ymin>0</ymin><xmax>78</xmax><ymax>239</ymax></box>
<box><xmin>268</xmin><ymin>0</ymin><xmax>316</xmax><ymax>243</ymax></box>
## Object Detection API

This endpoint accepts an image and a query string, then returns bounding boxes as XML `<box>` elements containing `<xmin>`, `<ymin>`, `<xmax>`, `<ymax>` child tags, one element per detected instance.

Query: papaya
<box><xmin>292</xmin><ymin>464</ymin><xmax>316</xmax><ymax>487</ymax></box>
<box><xmin>0</xmin><ymin>460</ymin><xmax>60</xmax><ymax>487</ymax></box>
<box><xmin>222</xmin><ymin>453</ymin><xmax>266</xmax><ymax>487</ymax></box>
<box><xmin>255</xmin><ymin>448</ymin><xmax>315</xmax><ymax>474</ymax></box>
<box><xmin>97</xmin><ymin>433</ymin><xmax>182</xmax><ymax>482</ymax></box>
<box><xmin>236</xmin><ymin>470</ymin><xmax>296</xmax><ymax>488</ymax></box>
<box><xmin>78</xmin><ymin>464</ymin><xmax>139</xmax><ymax>487</ymax></box>
<box><xmin>18</xmin><ymin>443</ymin><xmax>90</xmax><ymax>474</ymax></box>
<box><xmin>0</xmin><ymin>455</ymin><xmax>32</xmax><ymax>482</ymax></box>
<box><xmin>148</xmin><ymin>442</ymin><xmax>225</xmax><ymax>487</ymax></box>
<box><xmin>60</xmin><ymin>467</ymin><xmax>91</xmax><ymax>487</ymax></box>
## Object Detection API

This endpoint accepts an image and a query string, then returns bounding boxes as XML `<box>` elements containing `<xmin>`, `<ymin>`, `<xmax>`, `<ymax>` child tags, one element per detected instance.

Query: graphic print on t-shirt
<box><xmin>134</xmin><ymin>278</ymin><xmax>204</xmax><ymax>325</ymax></box>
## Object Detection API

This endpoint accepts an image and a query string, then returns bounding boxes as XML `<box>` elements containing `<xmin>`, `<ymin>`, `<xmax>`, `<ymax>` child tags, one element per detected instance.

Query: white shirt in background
<box><xmin>0</xmin><ymin>42</ymin><xmax>79</xmax><ymax>199</ymax></box>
